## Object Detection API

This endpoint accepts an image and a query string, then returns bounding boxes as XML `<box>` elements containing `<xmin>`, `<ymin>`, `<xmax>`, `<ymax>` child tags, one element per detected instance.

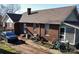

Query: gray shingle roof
<box><xmin>20</xmin><ymin>6</ymin><xmax>76</xmax><ymax>24</ymax></box>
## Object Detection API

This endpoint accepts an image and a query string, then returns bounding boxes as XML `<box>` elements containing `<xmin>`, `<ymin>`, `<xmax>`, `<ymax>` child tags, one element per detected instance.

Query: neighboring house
<box><xmin>8</xmin><ymin>6</ymin><xmax>79</xmax><ymax>45</ymax></box>
<box><xmin>1</xmin><ymin>13</ymin><xmax>22</xmax><ymax>32</ymax></box>
<box><xmin>0</xmin><ymin>15</ymin><xmax>3</xmax><ymax>31</ymax></box>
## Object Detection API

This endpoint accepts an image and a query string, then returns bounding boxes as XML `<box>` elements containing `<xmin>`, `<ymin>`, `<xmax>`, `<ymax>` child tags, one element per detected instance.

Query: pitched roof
<box><xmin>7</xmin><ymin>13</ymin><xmax>22</xmax><ymax>22</ymax></box>
<box><xmin>20</xmin><ymin>6</ymin><xmax>76</xmax><ymax>24</ymax></box>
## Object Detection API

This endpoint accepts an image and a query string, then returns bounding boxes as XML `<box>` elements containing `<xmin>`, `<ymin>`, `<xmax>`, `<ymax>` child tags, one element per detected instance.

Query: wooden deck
<box><xmin>10</xmin><ymin>40</ymin><xmax>61</xmax><ymax>54</ymax></box>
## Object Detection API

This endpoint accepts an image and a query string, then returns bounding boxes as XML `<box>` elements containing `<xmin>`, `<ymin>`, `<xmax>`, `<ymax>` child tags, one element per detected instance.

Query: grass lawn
<box><xmin>0</xmin><ymin>41</ymin><xmax>18</xmax><ymax>54</ymax></box>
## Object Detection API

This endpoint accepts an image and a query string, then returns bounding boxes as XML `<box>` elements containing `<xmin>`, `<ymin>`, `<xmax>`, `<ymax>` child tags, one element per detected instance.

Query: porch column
<box><xmin>24</xmin><ymin>23</ymin><xmax>28</xmax><ymax>39</ymax></box>
<box><xmin>73</xmin><ymin>28</ymin><xmax>76</xmax><ymax>45</ymax></box>
<box><xmin>39</xmin><ymin>24</ymin><xmax>41</xmax><ymax>39</ymax></box>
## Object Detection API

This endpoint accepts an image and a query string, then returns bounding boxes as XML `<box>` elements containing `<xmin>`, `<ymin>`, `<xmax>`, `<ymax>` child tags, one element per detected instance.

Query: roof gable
<box><xmin>6</xmin><ymin>17</ymin><xmax>14</xmax><ymax>23</ymax></box>
<box><xmin>7</xmin><ymin>13</ymin><xmax>22</xmax><ymax>22</ymax></box>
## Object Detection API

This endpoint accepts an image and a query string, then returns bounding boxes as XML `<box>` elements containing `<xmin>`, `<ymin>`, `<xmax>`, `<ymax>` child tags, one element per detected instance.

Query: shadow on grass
<box><xmin>0</xmin><ymin>48</ymin><xmax>16</xmax><ymax>54</ymax></box>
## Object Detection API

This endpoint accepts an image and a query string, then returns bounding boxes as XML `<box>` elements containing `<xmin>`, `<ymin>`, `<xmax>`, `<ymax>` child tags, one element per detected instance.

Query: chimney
<box><xmin>27</xmin><ymin>8</ymin><xmax>31</xmax><ymax>15</ymax></box>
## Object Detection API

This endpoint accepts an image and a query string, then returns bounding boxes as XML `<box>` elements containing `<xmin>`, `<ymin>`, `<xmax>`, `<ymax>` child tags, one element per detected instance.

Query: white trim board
<box><xmin>2</xmin><ymin>14</ymin><xmax>14</xmax><ymax>23</ymax></box>
<box><xmin>64</xmin><ymin>23</ymin><xmax>79</xmax><ymax>30</ymax></box>
<box><xmin>60</xmin><ymin>27</ymin><xmax>66</xmax><ymax>43</ymax></box>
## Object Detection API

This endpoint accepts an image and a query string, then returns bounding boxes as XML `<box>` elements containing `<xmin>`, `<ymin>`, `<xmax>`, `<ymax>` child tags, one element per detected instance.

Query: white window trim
<box><xmin>60</xmin><ymin>27</ymin><xmax>76</xmax><ymax>45</ymax></box>
<box><xmin>73</xmin><ymin>28</ymin><xmax>76</xmax><ymax>45</ymax></box>
<box><xmin>74</xmin><ymin>28</ymin><xmax>76</xmax><ymax>45</ymax></box>
<box><xmin>64</xmin><ymin>23</ymin><xmax>79</xmax><ymax>30</ymax></box>
<box><xmin>64</xmin><ymin>23</ymin><xmax>78</xmax><ymax>45</ymax></box>
<box><xmin>60</xmin><ymin>27</ymin><xmax>67</xmax><ymax>43</ymax></box>
<box><xmin>64</xmin><ymin>27</ymin><xmax>66</xmax><ymax>42</ymax></box>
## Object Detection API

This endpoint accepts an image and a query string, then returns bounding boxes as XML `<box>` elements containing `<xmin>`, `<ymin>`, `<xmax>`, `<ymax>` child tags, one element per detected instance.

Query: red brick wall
<box><xmin>26</xmin><ymin>23</ymin><xmax>59</xmax><ymax>43</ymax></box>
<box><xmin>26</xmin><ymin>23</ymin><xmax>34</xmax><ymax>34</ymax></box>
<box><xmin>48</xmin><ymin>24</ymin><xmax>59</xmax><ymax>43</ymax></box>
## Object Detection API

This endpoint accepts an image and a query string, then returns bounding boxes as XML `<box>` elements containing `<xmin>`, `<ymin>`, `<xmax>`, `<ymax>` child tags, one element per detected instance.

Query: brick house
<box><xmin>6</xmin><ymin>6</ymin><xmax>79</xmax><ymax>45</ymax></box>
<box><xmin>20</xmin><ymin>6</ymin><xmax>79</xmax><ymax>45</ymax></box>
<box><xmin>1</xmin><ymin>13</ymin><xmax>22</xmax><ymax>32</ymax></box>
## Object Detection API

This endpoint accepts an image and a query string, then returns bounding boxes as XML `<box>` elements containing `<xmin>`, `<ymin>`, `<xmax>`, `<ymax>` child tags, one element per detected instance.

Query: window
<box><xmin>9</xmin><ymin>23</ymin><xmax>12</xmax><ymax>27</ymax></box>
<box><xmin>3</xmin><ymin>23</ymin><xmax>5</xmax><ymax>27</ymax></box>
<box><xmin>45</xmin><ymin>24</ymin><xmax>49</xmax><ymax>35</ymax></box>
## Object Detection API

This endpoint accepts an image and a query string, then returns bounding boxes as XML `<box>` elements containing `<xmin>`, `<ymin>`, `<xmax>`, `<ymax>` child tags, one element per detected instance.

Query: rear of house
<box><xmin>23</xmin><ymin>23</ymin><xmax>59</xmax><ymax>43</ymax></box>
<box><xmin>6</xmin><ymin>6</ymin><xmax>79</xmax><ymax>46</ymax></box>
<box><xmin>19</xmin><ymin>6</ymin><xmax>79</xmax><ymax>45</ymax></box>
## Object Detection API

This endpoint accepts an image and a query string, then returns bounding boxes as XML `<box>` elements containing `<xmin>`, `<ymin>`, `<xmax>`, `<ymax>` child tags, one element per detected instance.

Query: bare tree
<box><xmin>0</xmin><ymin>4</ymin><xmax>21</xmax><ymax>16</ymax></box>
<box><xmin>7</xmin><ymin>4</ymin><xmax>20</xmax><ymax>13</ymax></box>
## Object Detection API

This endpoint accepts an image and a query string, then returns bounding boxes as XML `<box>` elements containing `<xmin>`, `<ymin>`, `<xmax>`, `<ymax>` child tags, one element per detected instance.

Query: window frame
<box><xmin>9</xmin><ymin>23</ymin><xmax>12</xmax><ymax>27</ymax></box>
<box><xmin>59</xmin><ymin>27</ymin><xmax>66</xmax><ymax>42</ymax></box>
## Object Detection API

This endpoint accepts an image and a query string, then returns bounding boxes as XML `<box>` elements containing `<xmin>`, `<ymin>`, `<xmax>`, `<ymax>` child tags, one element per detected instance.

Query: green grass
<box><xmin>0</xmin><ymin>41</ymin><xmax>17</xmax><ymax>53</ymax></box>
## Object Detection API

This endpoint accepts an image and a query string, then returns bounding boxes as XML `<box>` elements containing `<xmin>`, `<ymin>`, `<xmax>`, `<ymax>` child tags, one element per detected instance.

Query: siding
<box><xmin>65</xmin><ymin>27</ymin><xmax>74</xmax><ymax>45</ymax></box>
<box><xmin>75</xmin><ymin>29</ymin><xmax>79</xmax><ymax>45</ymax></box>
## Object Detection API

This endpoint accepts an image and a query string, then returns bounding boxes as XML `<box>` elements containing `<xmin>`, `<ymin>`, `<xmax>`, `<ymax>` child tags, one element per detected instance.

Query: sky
<box><xmin>16</xmin><ymin>4</ymin><xmax>75</xmax><ymax>14</ymax></box>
